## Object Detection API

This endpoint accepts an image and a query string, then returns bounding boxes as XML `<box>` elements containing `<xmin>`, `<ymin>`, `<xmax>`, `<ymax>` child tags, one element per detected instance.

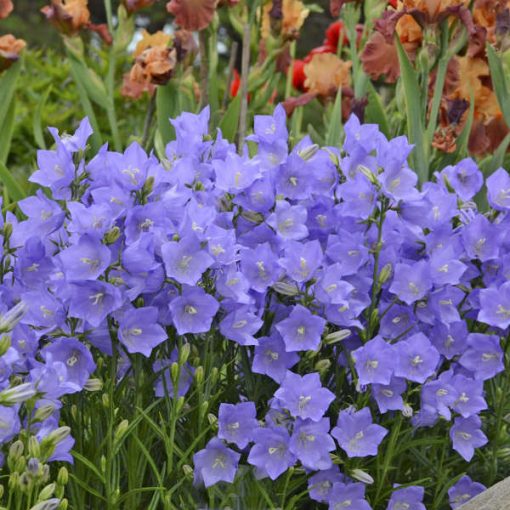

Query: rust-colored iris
<box><xmin>122</xmin><ymin>30</ymin><xmax>177</xmax><ymax>99</ymax></box>
<box><xmin>41</xmin><ymin>0</ymin><xmax>91</xmax><ymax>36</ymax></box>
<box><xmin>166</xmin><ymin>0</ymin><xmax>217</xmax><ymax>31</ymax></box>
<box><xmin>0</xmin><ymin>34</ymin><xmax>26</xmax><ymax>72</ymax></box>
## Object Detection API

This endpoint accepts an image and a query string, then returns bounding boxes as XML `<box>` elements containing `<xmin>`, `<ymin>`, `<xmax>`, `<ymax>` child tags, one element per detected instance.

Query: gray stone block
<box><xmin>459</xmin><ymin>477</ymin><xmax>510</xmax><ymax>509</ymax></box>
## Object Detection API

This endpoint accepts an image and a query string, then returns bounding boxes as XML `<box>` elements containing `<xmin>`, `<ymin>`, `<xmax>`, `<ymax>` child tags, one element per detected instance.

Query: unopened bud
<box><xmin>3</xmin><ymin>222</ymin><xmax>12</xmax><ymax>240</ymax></box>
<box><xmin>0</xmin><ymin>301</ymin><xmax>28</xmax><ymax>333</ymax></box>
<box><xmin>272</xmin><ymin>281</ymin><xmax>299</xmax><ymax>296</ymax></box>
<box><xmin>59</xmin><ymin>499</ymin><xmax>68</xmax><ymax>510</ymax></box>
<box><xmin>378</xmin><ymin>263</ymin><xmax>392</xmax><ymax>284</ymax></box>
<box><xmin>84</xmin><ymin>378</ymin><xmax>103</xmax><ymax>392</ymax></box>
<box><xmin>241</xmin><ymin>210</ymin><xmax>264</xmax><ymax>224</ymax></box>
<box><xmin>0</xmin><ymin>382</ymin><xmax>37</xmax><ymax>406</ymax></box>
<box><xmin>350</xmin><ymin>469</ymin><xmax>374</xmax><ymax>485</ymax></box>
<box><xmin>298</xmin><ymin>143</ymin><xmax>319</xmax><ymax>161</ymax></box>
<box><xmin>8</xmin><ymin>440</ymin><xmax>24</xmax><ymax>461</ymax></box>
<box><xmin>325</xmin><ymin>329</ymin><xmax>351</xmax><ymax>344</ymax></box>
<box><xmin>142</xmin><ymin>176</ymin><xmax>155</xmax><ymax>195</ymax></box>
<box><xmin>207</xmin><ymin>413</ymin><xmax>217</xmax><ymax>427</ymax></box>
<box><xmin>0</xmin><ymin>334</ymin><xmax>11</xmax><ymax>356</ymax></box>
<box><xmin>170</xmin><ymin>362</ymin><xmax>180</xmax><ymax>385</ymax></box>
<box><xmin>114</xmin><ymin>420</ymin><xmax>129</xmax><ymax>447</ymax></box>
<box><xmin>175</xmin><ymin>396</ymin><xmax>185</xmax><ymax>414</ymax></box>
<box><xmin>402</xmin><ymin>403</ymin><xmax>413</xmax><ymax>418</ymax></box>
<box><xmin>199</xmin><ymin>401</ymin><xmax>209</xmax><ymax>420</ymax></box>
<box><xmin>43</xmin><ymin>427</ymin><xmax>71</xmax><ymax>449</ymax></box>
<box><xmin>28</xmin><ymin>499</ymin><xmax>61</xmax><ymax>510</ymax></box>
<box><xmin>57</xmin><ymin>467</ymin><xmax>68</xmax><ymax>486</ymax></box>
<box><xmin>314</xmin><ymin>359</ymin><xmax>331</xmax><ymax>373</ymax></box>
<box><xmin>104</xmin><ymin>226</ymin><xmax>121</xmax><ymax>245</ymax></box>
<box><xmin>182</xmin><ymin>464</ymin><xmax>193</xmax><ymax>478</ymax></box>
<box><xmin>28</xmin><ymin>436</ymin><xmax>41</xmax><ymax>459</ymax></box>
<box><xmin>194</xmin><ymin>366</ymin><xmax>204</xmax><ymax>385</ymax></box>
<box><xmin>357</xmin><ymin>165</ymin><xmax>378</xmax><ymax>185</ymax></box>
<box><xmin>37</xmin><ymin>482</ymin><xmax>56</xmax><ymax>501</ymax></box>
<box><xmin>102</xmin><ymin>393</ymin><xmax>110</xmax><ymax>408</ymax></box>
<box><xmin>178</xmin><ymin>343</ymin><xmax>190</xmax><ymax>365</ymax></box>
<box><xmin>34</xmin><ymin>404</ymin><xmax>55</xmax><ymax>423</ymax></box>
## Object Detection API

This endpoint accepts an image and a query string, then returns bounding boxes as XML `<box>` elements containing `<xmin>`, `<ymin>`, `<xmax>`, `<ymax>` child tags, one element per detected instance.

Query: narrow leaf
<box><xmin>156</xmin><ymin>81</ymin><xmax>180</xmax><ymax>145</ymax></box>
<box><xmin>0</xmin><ymin>99</ymin><xmax>16</xmax><ymax>165</ymax></box>
<box><xmin>0</xmin><ymin>161</ymin><xmax>27</xmax><ymax>203</ymax></box>
<box><xmin>33</xmin><ymin>86</ymin><xmax>52</xmax><ymax>150</ymax></box>
<box><xmin>0</xmin><ymin>59</ymin><xmax>21</xmax><ymax>131</ymax></box>
<box><xmin>325</xmin><ymin>86</ymin><xmax>343</xmax><ymax>147</ymax></box>
<box><xmin>487</xmin><ymin>44</ymin><xmax>510</xmax><ymax>126</ymax></box>
<box><xmin>219</xmin><ymin>94</ymin><xmax>241</xmax><ymax>142</ymax></box>
<box><xmin>395</xmin><ymin>37</ymin><xmax>428</xmax><ymax>182</ymax></box>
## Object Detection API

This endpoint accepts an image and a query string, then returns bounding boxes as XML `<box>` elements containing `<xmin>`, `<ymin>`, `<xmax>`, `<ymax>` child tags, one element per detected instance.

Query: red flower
<box><xmin>304</xmin><ymin>44</ymin><xmax>336</xmax><ymax>63</ymax></box>
<box><xmin>230</xmin><ymin>69</ymin><xmax>240</xmax><ymax>97</ymax></box>
<box><xmin>324</xmin><ymin>21</ymin><xmax>349</xmax><ymax>49</ymax></box>
<box><xmin>292</xmin><ymin>59</ymin><xmax>307</xmax><ymax>91</ymax></box>
<box><xmin>388</xmin><ymin>0</ymin><xmax>397</xmax><ymax>7</ymax></box>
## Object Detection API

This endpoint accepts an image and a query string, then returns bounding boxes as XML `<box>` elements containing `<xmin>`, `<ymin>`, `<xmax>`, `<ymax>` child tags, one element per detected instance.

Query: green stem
<box><xmin>106</xmin><ymin>48</ymin><xmax>122</xmax><ymax>152</ymax></box>
<box><xmin>374</xmin><ymin>413</ymin><xmax>403</xmax><ymax>506</ymax></box>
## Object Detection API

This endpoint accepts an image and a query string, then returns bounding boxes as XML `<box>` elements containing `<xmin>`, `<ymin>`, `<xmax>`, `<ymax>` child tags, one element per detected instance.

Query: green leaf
<box><xmin>487</xmin><ymin>44</ymin><xmax>510</xmax><ymax>126</ymax></box>
<box><xmin>156</xmin><ymin>81</ymin><xmax>180</xmax><ymax>145</ymax></box>
<box><xmin>0</xmin><ymin>99</ymin><xmax>16</xmax><ymax>165</ymax></box>
<box><xmin>480</xmin><ymin>132</ymin><xmax>510</xmax><ymax>175</ymax></box>
<box><xmin>71</xmin><ymin>450</ymin><xmax>106</xmax><ymax>483</ymax></box>
<box><xmin>365</xmin><ymin>82</ymin><xmax>390</xmax><ymax>138</ymax></box>
<box><xmin>0</xmin><ymin>161</ymin><xmax>27</xmax><ymax>203</ymax></box>
<box><xmin>66</xmin><ymin>53</ymin><xmax>110</xmax><ymax>111</ymax></box>
<box><xmin>395</xmin><ymin>37</ymin><xmax>428</xmax><ymax>182</ymax></box>
<box><xmin>0</xmin><ymin>59</ymin><xmax>21</xmax><ymax>128</ymax></box>
<box><xmin>32</xmin><ymin>86</ymin><xmax>52</xmax><ymax>150</ymax></box>
<box><xmin>219</xmin><ymin>93</ymin><xmax>241</xmax><ymax>142</ymax></box>
<box><xmin>325</xmin><ymin>87</ymin><xmax>343</xmax><ymax>147</ymax></box>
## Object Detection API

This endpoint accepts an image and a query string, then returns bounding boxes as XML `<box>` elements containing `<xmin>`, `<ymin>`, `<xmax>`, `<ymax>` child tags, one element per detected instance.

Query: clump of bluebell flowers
<box><xmin>1</xmin><ymin>104</ymin><xmax>510</xmax><ymax>508</ymax></box>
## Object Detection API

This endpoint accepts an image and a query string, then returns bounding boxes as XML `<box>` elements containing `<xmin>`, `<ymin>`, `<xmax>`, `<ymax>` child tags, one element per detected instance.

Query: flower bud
<box><xmin>178</xmin><ymin>343</ymin><xmax>190</xmax><ymax>365</ymax></box>
<box><xmin>272</xmin><ymin>281</ymin><xmax>300</xmax><ymax>296</ymax></box>
<box><xmin>314</xmin><ymin>359</ymin><xmax>331</xmax><ymax>374</ymax></box>
<box><xmin>37</xmin><ymin>482</ymin><xmax>56</xmax><ymax>501</ymax></box>
<box><xmin>298</xmin><ymin>143</ymin><xmax>319</xmax><ymax>161</ymax></box>
<box><xmin>207</xmin><ymin>413</ymin><xmax>217</xmax><ymax>427</ymax></box>
<box><xmin>34</xmin><ymin>404</ymin><xmax>55</xmax><ymax>422</ymax></box>
<box><xmin>102</xmin><ymin>393</ymin><xmax>110</xmax><ymax>408</ymax></box>
<box><xmin>357</xmin><ymin>165</ymin><xmax>378</xmax><ymax>185</ymax></box>
<box><xmin>104</xmin><ymin>226</ymin><xmax>121</xmax><ymax>245</ymax></box>
<box><xmin>194</xmin><ymin>366</ymin><xmax>204</xmax><ymax>385</ymax></box>
<box><xmin>42</xmin><ymin>427</ymin><xmax>71</xmax><ymax>451</ymax></box>
<box><xmin>350</xmin><ymin>469</ymin><xmax>374</xmax><ymax>485</ymax></box>
<box><xmin>378</xmin><ymin>263</ymin><xmax>392</xmax><ymax>284</ymax></box>
<box><xmin>2</xmin><ymin>221</ymin><xmax>12</xmax><ymax>240</ymax></box>
<box><xmin>59</xmin><ymin>499</ymin><xmax>69</xmax><ymax>510</ymax></box>
<box><xmin>114</xmin><ymin>420</ymin><xmax>129</xmax><ymax>448</ymax></box>
<box><xmin>84</xmin><ymin>378</ymin><xmax>103</xmax><ymax>392</ymax></box>
<box><xmin>28</xmin><ymin>436</ymin><xmax>41</xmax><ymax>459</ymax></box>
<box><xmin>182</xmin><ymin>464</ymin><xmax>193</xmax><ymax>479</ymax></box>
<box><xmin>0</xmin><ymin>301</ymin><xmax>28</xmax><ymax>333</ymax></box>
<box><xmin>402</xmin><ymin>403</ymin><xmax>413</xmax><ymax>418</ymax></box>
<box><xmin>175</xmin><ymin>396</ymin><xmax>185</xmax><ymax>414</ymax></box>
<box><xmin>241</xmin><ymin>210</ymin><xmax>264</xmax><ymax>224</ymax></box>
<box><xmin>57</xmin><ymin>467</ymin><xmax>68</xmax><ymax>486</ymax></box>
<box><xmin>170</xmin><ymin>362</ymin><xmax>180</xmax><ymax>385</ymax></box>
<box><xmin>0</xmin><ymin>334</ymin><xmax>11</xmax><ymax>356</ymax></box>
<box><xmin>142</xmin><ymin>176</ymin><xmax>155</xmax><ymax>195</ymax></box>
<box><xmin>0</xmin><ymin>382</ymin><xmax>37</xmax><ymax>405</ymax></box>
<box><xmin>100</xmin><ymin>455</ymin><xmax>106</xmax><ymax>474</ymax></box>
<box><xmin>8</xmin><ymin>440</ymin><xmax>24</xmax><ymax>461</ymax></box>
<box><xmin>28</xmin><ymin>499</ymin><xmax>60</xmax><ymax>510</ymax></box>
<box><xmin>325</xmin><ymin>329</ymin><xmax>351</xmax><ymax>344</ymax></box>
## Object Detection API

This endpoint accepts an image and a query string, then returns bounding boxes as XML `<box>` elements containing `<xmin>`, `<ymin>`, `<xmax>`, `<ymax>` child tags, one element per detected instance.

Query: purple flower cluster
<box><xmin>1</xmin><ymin>105</ymin><xmax>507</xmax><ymax>507</ymax></box>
